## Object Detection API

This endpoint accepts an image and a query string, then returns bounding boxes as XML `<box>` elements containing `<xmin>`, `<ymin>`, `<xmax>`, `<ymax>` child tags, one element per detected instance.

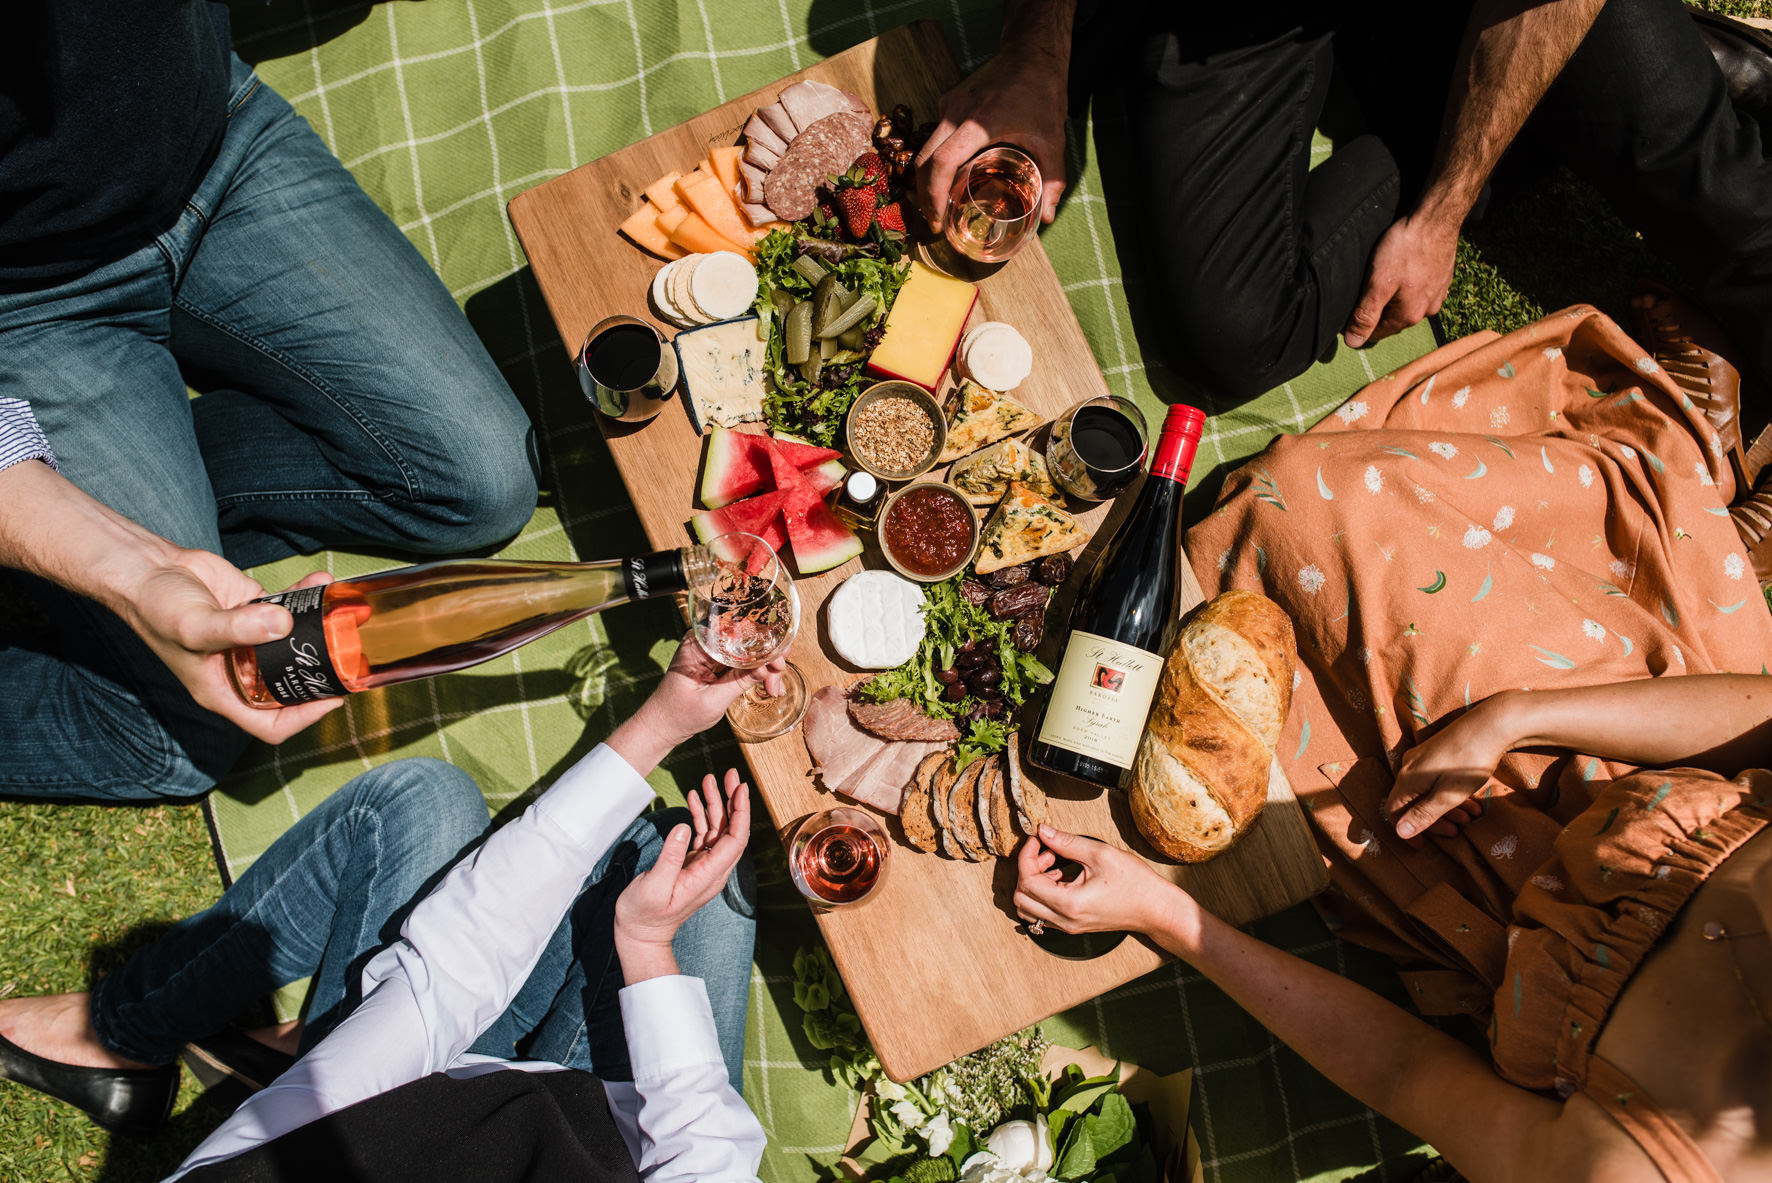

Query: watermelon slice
<box><xmin>698</xmin><ymin>427</ymin><xmax>771</xmax><ymax>508</ymax></box>
<box><xmin>690</xmin><ymin>490</ymin><xmax>788</xmax><ymax>560</ymax></box>
<box><xmin>768</xmin><ymin>431</ymin><xmax>842</xmax><ymax>470</ymax></box>
<box><xmin>783</xmin><ymin>496</ymin><xmax>862</xmax><ymax>573</ymax></box>
<box><xmin>804</xmin><ymin>457</ymin><xmax>846</xmax><ymax>495</ymax></box>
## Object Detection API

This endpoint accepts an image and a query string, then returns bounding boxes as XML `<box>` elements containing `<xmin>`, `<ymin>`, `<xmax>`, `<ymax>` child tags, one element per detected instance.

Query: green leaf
<box><xmin>1471</xmin><ymin>569</ymin><xmax>1493</xmax><ymax>602</ymax></box>
<box><xmin>1090</xmin><ymin>1093</ymin><xmax>1136</xmax><ymax>1159</ymax></box>
<box><xmin>1540</xmin><ymin>446</ymin><xmax>1554</xmax><ymax>474</ymax></box>
<box><xmin>1484</xmin><ymin>435</ymin><xmax>1516</xmax><ymax>458</ymax></box>
<box><xmin>1055</xmin><ymin>1114</ymin><xmax>1099</xmax><ymax>1179</ymax></box>
<box><xmin>1465</xmin><ymin>457</ymin><xmax>1487</xmax><ymax>479</ymax></box>
<box><xmin>1316</xmin><ymin>466</ymin><xmax>1335</xmax><ymax>500</ymax></box>
<box><xmin>1417</xmin><ymin>570</ymin><xmax>1446</xmax><ymax>594</ymax></box>
<box><xmin>1380</xmin><ymin>446</ymin><xmax>1419</xmax><ymax>459</ymax></box>
<box><xmin>1497</xmin><ymin>361</ymin><xmax>1515</xmax><ymax>378</ymax></box>
<box><xmin>1052</xmin><ymin>1076</ymin><xmax>1118</xmax><ymax>1118</ymax></box>
<box><xmin>1709</xmin><ymin>597</ymin><xmax>1749</xmax><ymax>615</ymax></box>
<box><xmin>1528</xmin><ymin>644</ymin><xmax>1577</xmax><ymax>670</ymax></box>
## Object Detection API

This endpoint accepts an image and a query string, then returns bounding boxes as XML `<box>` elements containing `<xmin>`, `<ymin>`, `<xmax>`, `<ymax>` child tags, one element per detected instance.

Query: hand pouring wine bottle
<box><xmin>230</xmin><ymin>549</ymin><xmax>706</xmax><ymax>708</ymax></box>
<box><xmin>1028</xmin><ymin>403</ymin><xmax>1206</xmax><ymax>789</ymax></box>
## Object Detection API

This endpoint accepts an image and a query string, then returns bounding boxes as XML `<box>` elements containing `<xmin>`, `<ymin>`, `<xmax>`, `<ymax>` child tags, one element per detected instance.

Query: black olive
<box><xmin>943</xmin><ymin>681</ymin><xmax>969</xmax><ymax>703</ymax></box>
<box><xmin>934</xmin><ymin>666</ymin><xmax>961</xmax><ymax>685</ymax></box>
<box><xmin>969</xmin><ymin>667</ymin><xmax>1002</xmax><ymax>693</ymax></box>
<box><xmin>979</xmin><ymin>697</ymin><xmax>1007</xmax><ymax>717</ymax></box>
<box><xmin>956</xmin><ymin>646</ymin><xmax>989</xmax><ymax>670</ymax></box>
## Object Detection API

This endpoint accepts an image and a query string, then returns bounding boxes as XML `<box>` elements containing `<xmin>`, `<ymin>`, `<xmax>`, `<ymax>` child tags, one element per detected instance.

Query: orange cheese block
<box><xmin>866</xmin><ymin>260</ymin><xmax>979</xmax><ymax>390</ymax></box>
<box><xmin>673</xmin><ymin>171</ymin><xmax>759</xmax><ymax>254</ymax></box>
<box><xmin>665</xmin><ymin>210</ymin><xmax>751</xmax><ymax>258</ymax></box>
<box><xmin>618</xmin><ymin>204</ymin><xmax>687</xmax><ymax>260</ymax></box>
<box><xmin>707</xmin><ymin>145</ymin><xmax>742</xmax><ymax>195</ymax></box>
<box><xmin>641</xmin><ymin>170</ymin><xmax>682</xmax><ymax>210</ymax></box>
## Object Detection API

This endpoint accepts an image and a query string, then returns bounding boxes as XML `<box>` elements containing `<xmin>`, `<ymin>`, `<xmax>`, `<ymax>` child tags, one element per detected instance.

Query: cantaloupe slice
<box><xmin>655</xmin><ymin>205</ymin><xmax>689</xmax><ymax>237</ymax></box>
<box><xmin>642</xmin><ymin>170</ymin><xmax>682</xmax><ymax>211</ymax></box>
<box><xmin>665</xmin><ymin>210</ymin><xmax>750</xmax><ymax>257</ymax></box>
<box><xmin>707</xmin><ymin>146</ymin><xmax>742</xmax><ymax>195</ymax></box>
<box><xmin>674</xmin><ymin>170</ymin><xmax>758</xmax><ymax>254</ymax></box>
<box><xmin>619</xmin><ymin>204</ymin><xmax>687</xmax><ymax>260</ymax></box>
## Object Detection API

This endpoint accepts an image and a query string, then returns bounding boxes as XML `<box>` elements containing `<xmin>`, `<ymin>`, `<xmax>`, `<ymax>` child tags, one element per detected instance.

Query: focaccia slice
<box><xmin>938</xmin><ymin>379</ymin><xmax>1045</xmax><ymax>463</ymax></box>
<box><xmin>975</xmin><ymin>481</ymin><xmax>1087</xmax><ymax>575</ymax></box>
<box><xmin>949</xmin><ymin>437</ymin><xmax>1058</xmax><ymax>505</ymax></box>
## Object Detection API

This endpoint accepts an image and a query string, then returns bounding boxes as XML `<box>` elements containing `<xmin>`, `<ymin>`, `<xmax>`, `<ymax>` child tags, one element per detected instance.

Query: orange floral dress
<box><xmin>1186</xmin><ymin>307</ymin><xmax>1772</xmax><ymax>1100</ymax></box>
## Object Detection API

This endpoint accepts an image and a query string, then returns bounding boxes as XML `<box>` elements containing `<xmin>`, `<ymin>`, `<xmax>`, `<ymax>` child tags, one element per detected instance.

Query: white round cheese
<box><xmin>690</xmin><ymin>250</ymin><xmax>759</xmax><ymax>322</ymax></box>
<box><xmin>961</xmin><ymin>321</ymin><xmax>1033</xmax><ymax>390</ymax></box>
<box><xmin>669</xmin><ymin>255</ymin><xmax>711</xmax><ymax>324</ymax></box>
<box><xmin>650</xmin><ymin>261</ymin><xmax>693</xmax><ymax>327</ymax></box>
<box><xmin>827</xmin><ymin>569</ymin><xmax>926</xmax><ymax>669</ymax></box>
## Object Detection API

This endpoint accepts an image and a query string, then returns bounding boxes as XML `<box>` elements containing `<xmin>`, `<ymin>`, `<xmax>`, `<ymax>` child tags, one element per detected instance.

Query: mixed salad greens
<box><xmin>793</xmin><ymin>947</ymin><xmax>1162</xmax><ymax>1183</ymax></box>
<box><xmin>751</xmin><ymin>228</ymin><xmax>911</xmax><ymax>446</ymax></box>
<box><xmin>856</xmin><ymin>573</ymin><xmax>1053</xmax><ymax>768</ymax></box>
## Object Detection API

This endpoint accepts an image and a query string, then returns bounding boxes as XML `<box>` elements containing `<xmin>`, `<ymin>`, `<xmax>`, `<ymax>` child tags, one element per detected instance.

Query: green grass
<box><xmin>0</xmin><ymin>4</ymin><xmax>1767</xmax><ymax>1178</ymax></box>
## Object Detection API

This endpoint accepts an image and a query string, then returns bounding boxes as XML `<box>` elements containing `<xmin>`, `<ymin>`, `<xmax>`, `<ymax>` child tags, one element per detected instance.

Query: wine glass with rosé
<box><xmin>688</xmin><ymin>532</ymin><xmax>809</xmax><ymax>741</ymax></box>
<box><xmin>788</xmin><ymin>806</ymin><xmax>890</xmax><ymax>908</ymax></box>
<box><xmin>943</xmin><ymin>145</ymin><xmax>1042</xmax><ymax>264</ymax></box>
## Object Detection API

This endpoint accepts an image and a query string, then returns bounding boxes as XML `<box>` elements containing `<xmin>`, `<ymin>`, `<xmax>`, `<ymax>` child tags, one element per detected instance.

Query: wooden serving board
<box><xmin>509</xmin><ymin>20</ymin><xmax>1328</xmax><ymax>1082</ymax></box>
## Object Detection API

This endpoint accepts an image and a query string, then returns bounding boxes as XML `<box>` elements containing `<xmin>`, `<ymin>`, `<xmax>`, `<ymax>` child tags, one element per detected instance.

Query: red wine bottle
<box><xmin>1028</xmin><ymin>403</ymin><xmax>1206</xmax><ymax>789</ymax></box>
<box><xmin>230</xmin><ymin>549</ymin><xmax>701</xmax><ymax>708</ymax></box>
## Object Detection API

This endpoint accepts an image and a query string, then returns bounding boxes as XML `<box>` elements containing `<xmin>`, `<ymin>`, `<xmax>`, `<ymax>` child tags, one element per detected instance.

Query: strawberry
<box><xmin>833</xmin><ymin>186</ymin><xmax>878</xmax><ymax>239</ymax></box>
<box><xmin>873</xmin><ymin>201</ymin><xmax>906</xmax><ymax>234</ymax></box>
<box><xmin>847</xmin><ymin>151</ymin><xmax>890</xmax><ymax>200</ymax></box>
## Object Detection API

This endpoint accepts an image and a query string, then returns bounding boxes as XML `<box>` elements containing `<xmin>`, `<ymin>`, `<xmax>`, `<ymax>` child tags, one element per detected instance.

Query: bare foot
<box><xmin>0</xmin><ymin>993</ymin><xmax>159</xmax><ymax>1071</ymax></box>
<box><xmin>243</xmin><ymin>1019</ymin><xmax>302</xmax><ymax>1058</ymax></box>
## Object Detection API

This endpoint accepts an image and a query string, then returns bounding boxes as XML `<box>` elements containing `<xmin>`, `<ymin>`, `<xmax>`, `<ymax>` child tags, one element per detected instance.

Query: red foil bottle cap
<box><xmin>1150</xmin><ymin>403</ymin><xmax>1206</xmax><ymax>484</ymax></box>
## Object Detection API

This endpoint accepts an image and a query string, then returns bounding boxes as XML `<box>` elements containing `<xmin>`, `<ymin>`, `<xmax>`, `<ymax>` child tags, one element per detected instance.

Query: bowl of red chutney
<box><xmin>878</xmin><ymin>481</ymin><xmax>979</xmax><ymax>583</ymax></box>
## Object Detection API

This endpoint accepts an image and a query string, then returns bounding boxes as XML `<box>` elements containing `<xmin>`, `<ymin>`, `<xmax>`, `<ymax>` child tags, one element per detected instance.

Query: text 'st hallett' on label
<box><xmin>253</xmin><ymin>585</ymin><xmax>348</xmax><ymax>706</ymax></box>
<box><xmin>1035</xmin><ymin>630</ymin><xmax>1164</xmax><ymax>770</ymax></box>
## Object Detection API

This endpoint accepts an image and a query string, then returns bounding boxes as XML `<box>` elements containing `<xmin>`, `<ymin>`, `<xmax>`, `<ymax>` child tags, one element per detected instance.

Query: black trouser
<box><xmin>1108</xmin><ymin>0</ymin><xmax>1772</xmax><ymax>401</ymax></box>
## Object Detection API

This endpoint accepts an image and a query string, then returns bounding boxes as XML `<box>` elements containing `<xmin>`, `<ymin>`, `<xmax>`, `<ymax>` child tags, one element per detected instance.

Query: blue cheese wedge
<box><xmin>673</xmin><ymin>317</ymin><xmax>769</xmax><ymax>431</ymax></box>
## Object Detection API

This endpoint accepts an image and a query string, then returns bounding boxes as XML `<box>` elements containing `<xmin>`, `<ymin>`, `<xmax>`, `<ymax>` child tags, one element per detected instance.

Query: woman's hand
<box><xmin>1386</xmin><ymin>691</ymin><xmax>1525</xmax><ymax>840</ymax></box>
<box><xmin>1012</xmin><ymin>825</ymin><xmax>1192</xmax><ymax>941</ymax></box>
<box><xmin>614</xmin><ymin>768</ymin><xmax>751</xmax><ymax>982</ymax></box>
<box><xmin>609</xmin><ymin>634</ymin><xmax>788</xmax><ymax>773</ymax></box>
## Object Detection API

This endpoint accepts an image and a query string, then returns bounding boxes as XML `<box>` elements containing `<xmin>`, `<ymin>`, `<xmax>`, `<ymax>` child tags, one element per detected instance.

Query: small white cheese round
<box><xmin>827</xmin><ymin>569</ymin><xmax>926</xmax><ymax>669</ymax></box>
<box><xmin>669</xmin><ymin>255</ymin><xmax>711</xmax><ymax>324</ymax></box>
<box><xmin>650</xmin><ymin>261</ymin><xmax>692</xmax><ymax>327</ymax></box>
<box><xmin>961</xmin><ymin>321</ymin><xmax>1033</xmax><ymax>390</ymax></box>
<box><xmin>690</xmin><ymin>250</ymin><xmax>759</xmax><ymax>322</ymax></box>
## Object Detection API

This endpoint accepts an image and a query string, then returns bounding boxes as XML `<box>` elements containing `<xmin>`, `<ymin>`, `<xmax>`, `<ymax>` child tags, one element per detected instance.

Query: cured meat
<box><xmin>757</xmin><ymin>101</ymin><xmax>797</xmax><ymax>145</ymax></box>
<box><xmin>740</xmin><ymin>201</ymin><xmax>774</xmax><ymax>229</ymax></box>
<box><xmin>742</xmin><ymin>138</ymin><xmax>781</xmax><ymax>172</ymax></box>
<box><xmin>837</xmin><ymin>738</ymin><xmax>943</xmax><ymax>815</ymax></box>
<box><xmin>742</xmin><ymin>112</ymin><xmax>787</xmax><ymax>159</ymax></box>
<box><xmin>739</xmin><ymin>161</ymin><xmax>769</xmax><ymax>204</ymax></box>
<box><xmin>804</xmin><ymin>685</ymin><xmax>887</xmax><ymax>789</ymax></box>
<box><xmin>764</xmin><ymin>110</ymin><xmax>872</xmax><ymax>221</ymax></box>
<box><xmin>778</xmin><ymin>79</ymin><xmax>866</xmax><ymax>132</ymax></box>
<box><xmin>847</xmin><ymin>697</ymin><xmax>961</xmax><ymax>743</ymax></box>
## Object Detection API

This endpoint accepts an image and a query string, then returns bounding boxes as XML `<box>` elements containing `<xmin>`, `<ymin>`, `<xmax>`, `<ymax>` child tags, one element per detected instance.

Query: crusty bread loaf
<box><xmin>1129</xmin><ymin>589</ymin><xmax>1296</xmax><ymax>862</ymax></box>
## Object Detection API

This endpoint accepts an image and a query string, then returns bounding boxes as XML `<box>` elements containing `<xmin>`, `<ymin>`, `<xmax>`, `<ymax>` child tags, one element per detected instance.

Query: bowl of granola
<box><xmin>844</xmin><ymin>381</ymin><xmax>945</xmax><ymax>482</ymax></box>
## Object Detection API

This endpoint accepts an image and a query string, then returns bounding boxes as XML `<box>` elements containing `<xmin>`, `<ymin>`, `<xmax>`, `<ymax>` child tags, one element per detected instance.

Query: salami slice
<box><xmin>763</xmin><ymin>110</ymin><xmax>872</xmax><ymax>221</ymax></box>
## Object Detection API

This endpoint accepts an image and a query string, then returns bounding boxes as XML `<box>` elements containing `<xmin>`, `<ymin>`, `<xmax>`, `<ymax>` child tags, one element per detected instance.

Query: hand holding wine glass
<box><xmin>689</xmin><ymin>533</ymin><xmax>809</xmax><ymax>742</ymax></box>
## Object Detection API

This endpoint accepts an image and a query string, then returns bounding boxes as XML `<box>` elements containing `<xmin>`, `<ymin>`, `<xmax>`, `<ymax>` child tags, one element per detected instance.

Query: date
<box><xmin>1013</xmin><ymin>612</ymin><xmax>1044</xmax><ymax>651</ymax></box>
<box><xmin>959</xmin><ymin>579</ymin><xmax>993</xmax><ymax>606</ymax></box>
<box><xmin>988</xmin><ymin>582</ymin><xmax>1049</xmax><ymax>620</ymax></box>
<box><xmin>985</xmin><ymin>563</ymin><xmax>1032</xmax><ymax>589</ymax></box>
<box><xmin>1034</xmin><ymin>554</ymin><xmax>1073</xmax><ymax>586</ymax></box>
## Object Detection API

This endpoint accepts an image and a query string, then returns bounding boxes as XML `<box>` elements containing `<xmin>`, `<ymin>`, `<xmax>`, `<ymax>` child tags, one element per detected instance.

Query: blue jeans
<box><xmin>0</xmin><ymin>56</ymin><xmax>538</xmax><ymax>802</ymax></box>
<box><xmin>88</xmin><ymin>759</ymin><xmax>756</xmax><ymax>1091</ymax></box>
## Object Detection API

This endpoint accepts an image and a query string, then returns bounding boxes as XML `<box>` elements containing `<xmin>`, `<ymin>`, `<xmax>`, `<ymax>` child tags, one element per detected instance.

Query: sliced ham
<box><xmin>757</xmin><ymin>101</ymin><xmax>797</xmax><ymax>145</ymax></box>
<box><xmin>742</xmin><ymin>113</ymin><xmax>787</xmax><ymax>158</ymax></box>
<box><xmin>837</xmin><ymin>738</ymin><xmax>945</xmax><ymax>815</ymax></box>
<box><xmin>804</xmin><ymin>685</ymin><xmax>886</xmax><ymax>789</ymax></box>
<box><xmin>742</xmin><ymin>138</ymin><xmax>781</xmax><ymax>172</ymax></box>
<box><xmin>848</xmin><ymin>697</ymin><xmax>961</xmax><ymax>743</ymax></box>
<box><xmin>778</xmin><ymin>79</ymin><xmax>866</xmax><ymax>132</ymax></box>
<box><xmin>740</xmin><ymin>201</ymin><xmax>774</xmax><ymax>228</ymax></box>
<box><xmin>739</xmin><ymin>161</ymin><xmax>769</xmax><ymax>204</ymax></box>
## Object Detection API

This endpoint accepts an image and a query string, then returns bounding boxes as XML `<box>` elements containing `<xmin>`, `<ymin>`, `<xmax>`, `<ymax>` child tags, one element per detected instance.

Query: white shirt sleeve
<box><xmin>168</xmin><ymin>742</ymin><xmax>761</xmax><ymax>1180</ymax></box>
<box><xmin>604</xmin><ymin>976</ymin><xmax>766</xmax><ymax>1182</ymax></box>
<box><xmin>0</xmin><ymin>397</ymin><xmax>56</xmax><ymax>474</ymax></box>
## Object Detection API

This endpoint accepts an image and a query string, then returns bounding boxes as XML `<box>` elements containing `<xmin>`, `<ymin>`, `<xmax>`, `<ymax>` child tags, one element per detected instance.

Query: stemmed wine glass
<box><xmin>943</xmin><ymin>145</ymin><xmax>1043</xmax><ymax>264</ymax></box>
<box><xmin>688</xmin><ymin>532</ymin><xmax>808</xmax><ymax>741</ymax></box>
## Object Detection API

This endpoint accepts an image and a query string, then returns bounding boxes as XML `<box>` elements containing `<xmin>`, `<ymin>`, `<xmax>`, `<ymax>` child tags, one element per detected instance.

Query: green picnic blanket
<box><xmin>213</xmin><ymin>2</ymin><xmax>1440</xmax><ymax>1180</ymax></box>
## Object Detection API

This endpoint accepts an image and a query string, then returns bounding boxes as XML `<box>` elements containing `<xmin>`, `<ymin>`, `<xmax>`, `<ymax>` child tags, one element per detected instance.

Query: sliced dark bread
<box><xmin>981</xmin><ymin>756</ymin><xmax>1020</xmax><ymax>857</ymax></box>
<box><xmin>930</xmin><ymin>756</ymin><xmax>963</xmax><ymax>859</ymax></box>
<box><xmin>972</xmin><ymin>756</ymin><xmax>999</xmax><ymax>857</ymax></box>
<box><xmin>1003</xmin><ymin>739</ymin><xmax>1048</xmax><ymax>835</ymax></box>
<box><xmin>900</xmin><ymin>751</ymin><xmax>946</xmax><ymax>853</ymax></box>
<box><xmin>947</xmin><ymin>758</ymin><xmax>990</xmax><ymax>861</ymax></box>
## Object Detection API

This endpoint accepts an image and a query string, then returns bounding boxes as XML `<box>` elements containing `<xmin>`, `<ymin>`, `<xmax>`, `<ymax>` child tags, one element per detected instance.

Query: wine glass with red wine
<box><xmin>688</xmin><ymin>532</ymin><xmax>809</xmax><ymax>741</ymax></box>
<box><xmin>578</xmin><ymin>314</ymin><xmax>679</xmax><ymax>423</ymax></box>
<box><xmin>788</xmin><ymin>806</ymin><xmax>890</xmax><ymax>907</ymax></box>
<box><xmin>943</xmin><ymin>146</ymin><xmax>1042</xmax><ymax>264</ymax></box>
<box><xmin>1045</xmin><ymin>395</ymin><xmax>1150</xmax><ymax>502</ymax></box>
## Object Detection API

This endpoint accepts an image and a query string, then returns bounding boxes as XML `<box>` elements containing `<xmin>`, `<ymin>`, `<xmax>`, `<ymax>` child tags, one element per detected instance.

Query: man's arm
<box><xmin>0</xmin><ymin>420</ymin><xmax>339</xmax><ymax>742</ymax></box>
<box><xmin>1343</xmin><ymin>0</ymin><xmax>1606</xmax><ymax>348</ymax></box>
<box><xmin>914</xmin><ymin>0</ymin><xmax>1078</xmax><ymax>230</ymax></box>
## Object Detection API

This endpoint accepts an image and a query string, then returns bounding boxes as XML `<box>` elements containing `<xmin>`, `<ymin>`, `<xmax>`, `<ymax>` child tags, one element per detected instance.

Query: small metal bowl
<box><xmin>877</xmin><ymin>480</ymin><xmax>980</xmax><ymax>583</ymax></box>
<box><xmin>844</xmin><ymin>381</ymin><xmax>947</xmax><ymax>482</ymax></box>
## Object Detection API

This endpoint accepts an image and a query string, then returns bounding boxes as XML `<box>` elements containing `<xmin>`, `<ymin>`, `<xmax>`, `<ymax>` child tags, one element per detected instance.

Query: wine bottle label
<box><xmin>1035</xmin><ymin>630</ymin><xmax>1165</xmax><ymax>771</ymax></box>
<box><xmin>623</xmin><ymin>550</ymin><xmax>687</xmax><ymax>600</ymax></box>
<box><xmin>252</xmin><ymin>586</ymin><xmax>348</xmax><ymax>706</ymax></box>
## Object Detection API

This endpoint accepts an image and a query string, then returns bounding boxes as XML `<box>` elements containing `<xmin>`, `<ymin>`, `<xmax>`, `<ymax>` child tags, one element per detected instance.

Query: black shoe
<box><xmin>1690</xmin><ymin>6</ymin><xmax>1772</xmax><ymax>126</ymax></box>
<box><xmin>181</xmin><ymin>1027</ymin><xmax>296</xmax><ymax>1098</ymax></box>
<box><xmin>0</xmin><ymin>1030</ymin><xmax>177</xmax><ymax>1137</ymax></box>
